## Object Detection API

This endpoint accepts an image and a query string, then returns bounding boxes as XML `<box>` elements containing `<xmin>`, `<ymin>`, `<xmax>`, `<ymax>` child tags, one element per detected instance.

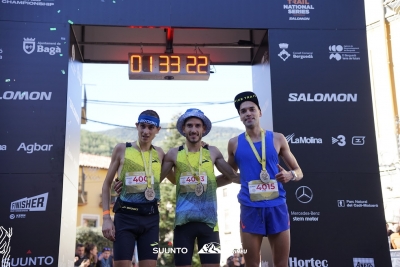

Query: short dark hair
<box><xmin>140</xmin><ymin>110</ymin><xmax>160</xmax><ymax>119</ymax></box>
<box><xmin>76</xmin><ymin>244</ymin><xmax>84</xmax><ymax>249</ymax></box>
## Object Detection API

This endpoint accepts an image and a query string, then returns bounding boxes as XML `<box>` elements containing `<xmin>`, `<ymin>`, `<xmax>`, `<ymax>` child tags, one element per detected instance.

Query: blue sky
<box><xmin>81</xmin><ymin>64</ymin><xmax>253</xmax><ymax>132</ymax></box>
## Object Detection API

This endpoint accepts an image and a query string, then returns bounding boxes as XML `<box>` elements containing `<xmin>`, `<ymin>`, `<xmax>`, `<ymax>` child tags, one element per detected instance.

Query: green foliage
<box><xmin>76</xmin><ymin>227</ymin><xmax>113</xmax><ymax>251</ymax></box>
<box><xmin>163</xmin><ymin>114</ymin><xmax>186</xmax><ymax>151</ymax></box>
<box><xmin>80</xmin><ymin>130</ymin><xmax>120</xmax><ymax>156</ymax></box>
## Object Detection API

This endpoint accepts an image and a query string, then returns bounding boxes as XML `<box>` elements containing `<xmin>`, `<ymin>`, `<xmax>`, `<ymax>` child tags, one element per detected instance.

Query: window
<box><xmin>81</xmin><ymin>214</ymin><xmax>100</xmax><ymax>228</ymax></box>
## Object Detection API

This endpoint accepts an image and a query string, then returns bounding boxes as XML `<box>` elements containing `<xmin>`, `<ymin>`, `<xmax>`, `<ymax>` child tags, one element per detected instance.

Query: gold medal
<box><xmin>145</xmin><ymin>187</ymin><xmax>155</xmax><ymax>201</ymax></box>
<box><xmin>260</xmin><ymin>170</ymin><xmax>270</xmax><ymax>183</ymax></box>
<box><xmin>195</xmin><ymin>183</ymin><xmax>204</xmax><ymax>196</ymax></box>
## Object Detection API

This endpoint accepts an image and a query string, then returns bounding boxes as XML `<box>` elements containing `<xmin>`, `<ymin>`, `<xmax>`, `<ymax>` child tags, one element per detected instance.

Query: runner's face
<box><xmin>239</xmin><ymin>101</ymin><xmax>261</xmax><ymax>129</ymax></box>
<box><xmin>103</xmin><ymin>251</ymin><xmax>110</xmax><ymax>259</ymax></box>
<box><xmin>183</xmin><ymin>117</ymin><xmax>205</xmax><ymax>144</ymax></box>
<box><xmin>76</xmin><ymin>247</ymin><xmax>84</xmax><ymax>257</ymax></box>
<box><xmin>136</xmin><ymin>122</ymin><xmax>160</xmax><ymax>144</ymax></box>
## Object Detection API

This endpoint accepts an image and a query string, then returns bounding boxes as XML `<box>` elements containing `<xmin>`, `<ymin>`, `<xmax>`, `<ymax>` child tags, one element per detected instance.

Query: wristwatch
<box><xmin>290</xmin><ymin>170</ymin><xmax>297</xmax><ymax>181</ymax></box>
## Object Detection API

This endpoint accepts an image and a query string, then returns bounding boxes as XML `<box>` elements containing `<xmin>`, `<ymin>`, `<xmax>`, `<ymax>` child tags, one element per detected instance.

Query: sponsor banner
<box><xmin>269</xmin><ymin>29</ymin><xmax>376</xmax><ymax>173</ymax></box>
<box><xmin>0</xmin><ymin>174</ymin><xmax>62</xmax><ymax>266</ymax></box>
<box><xmin>0</xmin><ymin>21</ymin><xmax>68</xmax><ymax>174</ymax></box>
<box><xmin>0</xmin><ymin>0</ymin><xmax>63</xmax><ymax>23</ymax></box>
<box><xmin>283</xmin><ymin>173</ymin><xmax>391</xmax><ymax>266</ymax></box>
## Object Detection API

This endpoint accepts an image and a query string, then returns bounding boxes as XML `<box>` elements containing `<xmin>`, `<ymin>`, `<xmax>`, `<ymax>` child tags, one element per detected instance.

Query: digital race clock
<box><xmin>128</xmin><ymin>53</ymin><xmax>210</xmax><ymax>80</ymax></box>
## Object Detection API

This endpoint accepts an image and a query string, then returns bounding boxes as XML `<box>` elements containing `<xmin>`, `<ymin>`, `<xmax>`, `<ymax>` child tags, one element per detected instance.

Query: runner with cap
<box><xmin>101</xmin><ymin>110</ymin><xmax>174</xmax><ymax>267</ymax></box>
<box><xmin>225</xmin><ymin>91</ymin><xmax>303</xmax><ymax>267</ymax></box>
<box><xmin>160</xmin><ymin>108</ymin><xmax>239</xmax><ymax>267</ymax></box>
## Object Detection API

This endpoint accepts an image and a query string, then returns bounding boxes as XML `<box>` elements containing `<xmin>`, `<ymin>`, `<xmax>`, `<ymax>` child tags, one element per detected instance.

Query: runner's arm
<box><xmin>101</xmin><ymin>143</ymin><xmax>123</xmax><ymax>241</ymax></box>
<box><xmin>275</xmin><ymin>133</ymin><xmax>303</xmax><ymax>183</ymax></box>
<box><xmin>212</xmin><ymin>146</ymin><xmax>240</xmax><ymax>187</ymax></box>
<box><xmin>161</xmin><ymin>148</ymin><xmax>176</xmax><ymax>184</ymax></box>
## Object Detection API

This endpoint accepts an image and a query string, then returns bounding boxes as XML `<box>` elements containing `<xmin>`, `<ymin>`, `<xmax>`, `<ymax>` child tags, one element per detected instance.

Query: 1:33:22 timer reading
<box><xmin>128</xmin><ymin>53</ymin><xmax>210</xmax><ymax>80</ymax></box>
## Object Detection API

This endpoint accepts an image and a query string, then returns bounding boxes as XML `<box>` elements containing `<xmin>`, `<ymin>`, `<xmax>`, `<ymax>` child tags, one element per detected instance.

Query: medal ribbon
<box><xmin>136</xmin><ymin>140</ymin><xmax>153</xmax><ymax>189</ymax></box>
<box><xmin>245</xmin><ymin>129</ymin><xmax>266</xmax><ymax>172</ymax></box>
<box><xmin>184</xmin><ymin>145</ymin><xmax>203</xmax><ymax>184</ymax></box>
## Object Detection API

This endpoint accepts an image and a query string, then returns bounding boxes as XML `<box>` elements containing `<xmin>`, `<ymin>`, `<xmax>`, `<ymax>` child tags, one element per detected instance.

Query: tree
<box><xmin>76</xmin><ymin>227</ymin><xmax>113</xmax><ymax>251</ymax></box>
<box><xmin>163</xmin><ymin>113</ymin><xmax>186</xmax><ymax>151</ymax></box>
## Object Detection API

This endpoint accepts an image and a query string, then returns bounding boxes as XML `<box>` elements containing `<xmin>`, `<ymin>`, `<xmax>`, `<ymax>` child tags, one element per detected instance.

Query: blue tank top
<box><xmin>235</xmin><ymin>131</ymin><xmax>286</xmax><ymax>207</ymax></box>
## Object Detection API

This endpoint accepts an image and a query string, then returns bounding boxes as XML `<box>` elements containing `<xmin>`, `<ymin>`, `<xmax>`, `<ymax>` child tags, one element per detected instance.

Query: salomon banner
<box><xmin>0</xmin><ymin>21</ymin><xmax>69</xmax><ymax>174</ymax></box>
<box><xmin>267</xmin><ymin>29</ymin><xmax>391</xmax><ymax>266</ymax></box>
<box><xmin>0</xmin><ymin>173</ymin><xmax>63</xmax><ymax>267</ymax></box>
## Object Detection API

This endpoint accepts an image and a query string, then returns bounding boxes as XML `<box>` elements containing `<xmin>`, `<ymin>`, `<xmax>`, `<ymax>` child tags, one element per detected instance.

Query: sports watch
<box><xmin>290</xmin><ymin>170</ymin><xmax>297</xmax><ymax>181</ymax></box>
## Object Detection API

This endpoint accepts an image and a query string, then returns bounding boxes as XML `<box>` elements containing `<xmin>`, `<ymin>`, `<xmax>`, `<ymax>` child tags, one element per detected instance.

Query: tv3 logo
<box><xmin>332</xmin><ymin>135</ymin><xmax>346</xmax><ymax>146</ymax></box>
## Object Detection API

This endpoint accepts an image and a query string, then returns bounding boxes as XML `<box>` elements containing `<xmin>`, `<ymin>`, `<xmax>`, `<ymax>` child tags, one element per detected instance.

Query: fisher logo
<box><xmin>0</xmin><ymin>91</ymin><xmax>52</xmax><ymax>100</ymax></box>
<box><xmin>295</xmin><ymin>186</ymin><xmax>313</xmax><ymax>204</ymax></box>
<box><xmin>289</xmin><ymin>257</ymin><xmax>328</xmax><ymax>267</ymax></box>
<box><xmin>0</xmin><ymin>145</ymin><xmax>6</xmax><ymax>151</ymax></box>
<box><xmin>332</xmin><ymin>135</ymin><xmax>346</xmax><ymax>146</ymax></box>
<box><xmin>23</xmin><ymin>38</ymin><xmax>61</xmax><ymax>55</ymax></box>
<box><xmin>10</xmin><ymin>193</ymin><xmax>48</xmax><ymax>212</ymax></box>
<box><xmin>329</xmin><ymin>45</ymin><xmax>360</xmax><ymax>61</ymax></box>
<box><xmin>284</xmin><ymin>0</ymin><xmax>314</xmax><ymax>21</ymax></box>
<box><xmin>353</xmin><ymin>258</ymin><xmax>375</xmax><ymax>267</ymax></box>
<box><xmin>286</xmin><ymin>133</ymin><xmax>322</xmax><ymax>144</ymax></box>
<box><xmin>288</xmin><ymin>93</ymin><xmax>357</xmax><ymax>102</ymax></box>
<box><xmin>23</xmin><ymin>38</ymin><xmax>35</xmax><ymax>54</ymax></box>
<box><xmin>198</xmin><ymin>242</ymin><xmax>221</xmax><ymax>254</ymax></box>
<box><xmin>17</xmin><ymin>143</ymin><xmax>53</xmax><ymax>153</ymax></box>
<box><xmin>278</xmin><ymin>43</ymin><xmax>291</xmax><ymax>61</ymax></box>
<box><xmin>352</xmin><ymin>136</ymin><xmax>365</xmax><ymax>145</ymax></box>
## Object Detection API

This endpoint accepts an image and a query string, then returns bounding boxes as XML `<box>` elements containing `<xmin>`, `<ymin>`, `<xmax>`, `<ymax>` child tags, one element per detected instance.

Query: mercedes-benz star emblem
<box><xmin>295</xmin><ymin>186</ymin><xmax>313</xmax><ymax>204</ymax></box>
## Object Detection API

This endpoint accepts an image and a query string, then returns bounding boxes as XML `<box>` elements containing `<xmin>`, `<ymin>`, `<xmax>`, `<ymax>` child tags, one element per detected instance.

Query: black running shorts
<box><xmin>113</xmin><ymin>212</ymin><xmax>159</xmax><ymax>261</ymax></box>
<box><xmin>173</xmin><ymin>222</ymin><xmax>220</xmax><ymax>266</ymax></box>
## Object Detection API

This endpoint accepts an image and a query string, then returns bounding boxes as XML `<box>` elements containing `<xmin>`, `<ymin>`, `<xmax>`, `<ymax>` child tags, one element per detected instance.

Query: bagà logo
<box><xmin>286</xmin><ymin>133</ymin><xmax>322</xmax><ymax>144</ymax></box>
<box><xmin>10</xmin><ymin>192</ymin><xmax>48</xmax><ymax>212</ymax></box>
<box><xmin>353</xmin><ymin>258</ymin><xmax>375</xmax><ymax>267</ymax></box>
<box><xmin>278</xmin><ymin>43</ymin><xmax>291</xmax><ymax>61</ymax></box>
<box><xmin>295</xmin><ymin>186</ymin><xmax>313</xmax><ymax>204</ymax></box>
<box><xmin>4</xmin><ymin>250</ymin><xmax>54</xmax><ymax>266</ymax></box>
<box><xmin>0</xmin><ymin>227</ymin><xmax>13</xmax><ymax>267</ymax></box>
<box><xmin>288</xmin><ymin>93</ymin><xmax>357</xmax><ymax>102</ymax></box>
<box><xmin>23</xmin><ymin>38</ymin><xmax>61</xmax><ymax>56</ymax></box>
<box><xmin>23</xmin><ymin>38</ymin><xmax>35</xmax><ymax>54</ymax></box>
<box><xmin>17</xmin><ymin>143</ymin><xmax>53</xmax><ymax>154</ymax></box>
<box><xmin>198</xmin><ymin>242</ymin><xmax>221</xmax><ymax>254</ymax></box>
<box><xmin>0</xmin><ymin>91</ymin><xmax>52</xmax><ymax>101</ymax></box>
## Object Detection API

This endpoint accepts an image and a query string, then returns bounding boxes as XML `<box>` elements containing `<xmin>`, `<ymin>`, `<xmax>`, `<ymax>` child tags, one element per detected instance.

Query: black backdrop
<box><xmin>0</xmin><ymin>0</ymin><xmax>389</xmax><ymax>266</ymax></box>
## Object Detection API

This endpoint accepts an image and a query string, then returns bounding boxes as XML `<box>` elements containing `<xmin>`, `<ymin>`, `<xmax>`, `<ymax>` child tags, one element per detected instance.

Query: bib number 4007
<box><xmin>256</xmin><ymin>183</ymin><xmax>275</xmax><ymax>191</ymax></box>
<box><xmin>133</xmin><ymin>176</ymin><xmax>147</xmax><ymax>182</ymax></box>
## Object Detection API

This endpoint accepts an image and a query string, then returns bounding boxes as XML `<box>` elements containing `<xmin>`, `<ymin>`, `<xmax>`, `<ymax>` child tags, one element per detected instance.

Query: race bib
<box><xmin>179</xmin><ymin>172</ymin><xmax>208</xmax><ymax>194</ymax></box>
<box><xmin>125</xmin><ymin>172</ymin><xmax>150</xmax><ymax>193</ymax></box>
<box><xmin>248</xmin><ymin>180</ymin><xmax>279</xmax><ymax>202</ymax></box>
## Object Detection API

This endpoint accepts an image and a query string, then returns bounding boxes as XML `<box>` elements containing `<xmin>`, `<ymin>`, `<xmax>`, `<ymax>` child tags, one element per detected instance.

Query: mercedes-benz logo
<box><xmin>295</xmin><ymin>186</ymin><xmax>313</xmax><ymax>204</ymax></box>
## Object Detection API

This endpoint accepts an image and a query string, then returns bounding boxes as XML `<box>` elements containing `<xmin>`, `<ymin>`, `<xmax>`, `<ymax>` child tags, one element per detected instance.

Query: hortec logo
<box><xmin>23</xmin><ymin>38</ymin><xmax>61</xmax><ymax>55</ymax></box>
<box><xmin>10</xmin><ymin>193</ymin><xmax>48</xmax><ymax>212</ymax></box>
<box><xmin>289</xmin><ymin>257</ymin><xmax>328</xmax><ymax>267</ymax></box>
<box><xmin>353</xmin><ymin>258</ymin><xmax>375</xmax><ymax>267</ymax></box>
<box><xmin>198</xmin><ymin>242</ymin><xmax>221</xmax><ymax>254</ymax></box>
